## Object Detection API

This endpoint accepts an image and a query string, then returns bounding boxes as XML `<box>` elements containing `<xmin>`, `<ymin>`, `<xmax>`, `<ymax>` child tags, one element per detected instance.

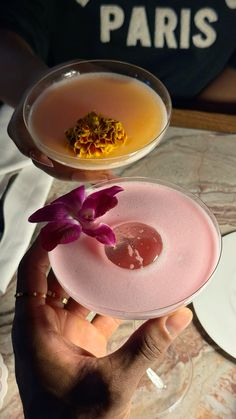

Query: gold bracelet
<box><xmin>15</xmin><ymin>291</ymin><xmax>47</xmax><ymax>299</ymax></box>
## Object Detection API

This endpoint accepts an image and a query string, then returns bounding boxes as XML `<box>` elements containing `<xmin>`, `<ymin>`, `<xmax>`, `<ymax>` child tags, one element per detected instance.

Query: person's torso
<box><xmin>47</xmin><ymin>0</ymin><xmax>236</xmax><ymax>98</ymax></box>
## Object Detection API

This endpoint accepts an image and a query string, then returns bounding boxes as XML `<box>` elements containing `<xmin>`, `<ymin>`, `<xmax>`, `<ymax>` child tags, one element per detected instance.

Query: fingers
<box><xmin>65</xmin><ymin>302</ymin><xmax>121</xmax><ymax>339</ymax></box>
<box><xmin>66</xmin><ymin>298</ymin><xmax>91</xmax><ymax>318</ymax></box>
<box><xmin>8</xmin><ymin>106</ymin><xmax>53</xmax><ymax>167</ymax></box>
<box><xmin>16</xmin><ymin>236</ymin><xmax>49</xmax><ymax>309</ymax></box>
<box><xmin>32</xmin><ymin>158</ymin><xmax>115</xmax><ymax>182</ymax></box>
<box><xmin>17</xmin><ymin>236</ymin><xmax>49</xmax><ymax>293</ymax></box>
<box><xmin>110</xmin><ymin>307</ymin><xmax>193</xmax><ymax>389</ymax></box>
<box><xmin>8</xmin><ymin>105</ymin><xmax>54</xmax><ymax>167</ymax></box>
<box><xmin>91</xmin><ymin>314</ymin><xmax>122</xmax><ymax>340</ymax></box>
<box><xmin>71</xmin><ymin>168</ymin><xmax>115</xmax><ymax>183</ymax></box>
<box><xmin>46</xmin><ymin>269</ymin><xmax>69</xmax><ymax>308</ymax></box>
<box><xmin>16</xmin><ymin>238</ymin><xmax>71</xmax><ymax>311</ymax></box>
<box><xmin>8</xmin><ymin>107</ymin><xmax>35</xmax><ymax>157</ymax></box>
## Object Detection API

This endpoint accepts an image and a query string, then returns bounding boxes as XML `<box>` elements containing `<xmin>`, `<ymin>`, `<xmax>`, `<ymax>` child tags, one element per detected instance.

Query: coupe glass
<box><xmin>23</xmin><ymin>60</ymin><xmax>171</xmax><ymax>171</ymax></box>
<box><xmin>48</xmin><ymin>177</ymin><xmax>222</xmax><ymax>416</ymax></box>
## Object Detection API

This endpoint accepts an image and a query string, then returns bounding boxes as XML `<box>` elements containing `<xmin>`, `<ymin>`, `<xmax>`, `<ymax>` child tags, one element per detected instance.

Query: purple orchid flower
<box><xmin>29</xmin><ymin>185</ymin><xmax>123</xmax><ymax>251</ymax></box>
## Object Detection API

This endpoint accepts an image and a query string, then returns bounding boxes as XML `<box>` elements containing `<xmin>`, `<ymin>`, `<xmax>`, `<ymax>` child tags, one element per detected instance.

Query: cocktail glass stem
<box><xmin>133</xmin><ymin>320</ymin><xmax>166</xmax><ymax>390</ymax></box>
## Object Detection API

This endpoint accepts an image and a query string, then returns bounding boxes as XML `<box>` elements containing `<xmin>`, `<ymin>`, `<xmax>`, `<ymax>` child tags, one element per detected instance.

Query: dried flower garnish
<box><xmin>65</xmin><ymin>111</ymin><xmax>127</xmax><ymax>158</ymax></box>
<box><xmin>29</xmin><ymin>185</ymin><xmax>123</xmax><ymax>251</ymax></box>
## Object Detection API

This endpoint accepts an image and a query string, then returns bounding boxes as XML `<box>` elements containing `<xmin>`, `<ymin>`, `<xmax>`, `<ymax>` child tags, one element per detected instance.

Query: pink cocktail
<box><xmin>49</xmin><ymin>177</ymin><xmax>221</xmax><ymax>319</ymax></box>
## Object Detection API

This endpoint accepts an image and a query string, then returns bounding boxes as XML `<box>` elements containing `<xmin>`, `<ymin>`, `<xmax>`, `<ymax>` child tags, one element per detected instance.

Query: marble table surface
<box><xmin>0</xmin><ymin>127</ymin><xmax>236</xmax><ymax>418</ymax></box>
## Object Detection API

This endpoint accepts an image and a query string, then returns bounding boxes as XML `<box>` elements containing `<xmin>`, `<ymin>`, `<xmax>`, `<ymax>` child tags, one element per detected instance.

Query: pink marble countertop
<box><xmin>0</xmin><ymin>127</ymin><xmax>236</xmax><ymax>418</ymax></box>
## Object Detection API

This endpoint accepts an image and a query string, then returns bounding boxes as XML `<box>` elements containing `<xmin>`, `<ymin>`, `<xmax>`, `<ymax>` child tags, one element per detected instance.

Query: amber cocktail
<box><xmin>23</xmin><ymin>60</ymin><xmax>171</xmax><ymax>170</ymax></box>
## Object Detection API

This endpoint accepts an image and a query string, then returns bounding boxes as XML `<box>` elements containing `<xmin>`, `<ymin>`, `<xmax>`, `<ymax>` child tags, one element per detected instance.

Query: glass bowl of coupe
<box><xmin>23</xmin><ymin>60</ymin><xmax>171</xmax><ymax>170</ymax></box>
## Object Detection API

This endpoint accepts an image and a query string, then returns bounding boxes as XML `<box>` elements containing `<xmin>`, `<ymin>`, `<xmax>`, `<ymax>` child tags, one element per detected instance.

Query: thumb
<box><xmin>110</xmin><ymin>307</ymin><xmax>193</xmax><ymax>394</ymax></box>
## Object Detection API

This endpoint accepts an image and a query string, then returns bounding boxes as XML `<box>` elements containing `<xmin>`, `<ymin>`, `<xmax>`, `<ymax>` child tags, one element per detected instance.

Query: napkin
<box><xmin>0</xmin><ymin>104</ymin><xmax>32</xmax><ymax>175</ymax></box>
<box><xmin>0</xmin><ymin>353</ymin><xmax>8</xmax><ymax>409</ymax></box>
<box><xmin>0</xmin><ymin>104</ymin><xmax>53</xmax><ymax>294</ymax></box>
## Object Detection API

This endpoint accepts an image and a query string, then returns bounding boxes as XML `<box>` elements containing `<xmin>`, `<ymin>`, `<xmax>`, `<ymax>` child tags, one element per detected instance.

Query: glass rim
<box><xmin>23</xmin><ymin>59</ymin><xmax>172</xmax><ymax>164</ymax></box>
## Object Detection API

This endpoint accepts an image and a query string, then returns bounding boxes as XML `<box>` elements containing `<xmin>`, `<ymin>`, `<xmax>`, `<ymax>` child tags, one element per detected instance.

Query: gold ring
<box><xmin>15</xmin><ymin>291</ymin><xmax>47</xmax><ymax>299</ymax></box>
<box><xmin>14</xmin><ymin>291</ymin><xmax>68</xmax><ymax>305</ymax></box>
<box><xmin>61</xmin><ymin>297</ymin><xmax>69</xmax><ymax>305</ymax></box>
<box><xmin>47</xmin><ymin>290</ymin><xmax>68</xmax><ymax>305</ymax></box>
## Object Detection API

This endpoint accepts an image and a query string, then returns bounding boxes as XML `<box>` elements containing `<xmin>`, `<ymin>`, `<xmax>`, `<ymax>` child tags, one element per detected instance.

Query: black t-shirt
<box><xmin>1</xmin><ymin>0</ymin><xmax>236</xmax><ymax>100</ymax></box>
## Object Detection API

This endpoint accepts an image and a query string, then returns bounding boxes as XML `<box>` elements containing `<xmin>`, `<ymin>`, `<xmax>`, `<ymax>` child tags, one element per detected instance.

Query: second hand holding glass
<box><xmin>29</xmin><ymin>177</ymin><xmax>221</xmax><ymax>416</ymax></box>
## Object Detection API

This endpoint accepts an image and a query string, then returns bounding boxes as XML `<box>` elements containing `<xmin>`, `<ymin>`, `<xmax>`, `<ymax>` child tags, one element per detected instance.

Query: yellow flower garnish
<box><xmin>65</xmin><ymin>112</ymin><xmax>127</xmax><ymax>158</ymax></box>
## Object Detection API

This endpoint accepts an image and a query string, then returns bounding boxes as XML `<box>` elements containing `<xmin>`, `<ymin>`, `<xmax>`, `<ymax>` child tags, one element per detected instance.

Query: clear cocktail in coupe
<box><xmin>46</xmin><ymin>177</ymin><xmax>221</xmax><ymax>415</ymax></box>
<box><xmin>23</xmin><ymin>60</ymin><xmax>171</xmax><ymax>170</ymax></box>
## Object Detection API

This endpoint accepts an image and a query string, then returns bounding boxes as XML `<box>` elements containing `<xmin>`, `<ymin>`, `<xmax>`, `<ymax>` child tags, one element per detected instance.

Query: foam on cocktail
<box><xmin>49</xmin><ymin>180</ymin><xmax>221</xmax><ymax>319</ymax></box>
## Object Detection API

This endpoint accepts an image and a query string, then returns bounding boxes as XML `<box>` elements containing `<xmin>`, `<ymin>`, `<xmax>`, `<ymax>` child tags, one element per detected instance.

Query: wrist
<box><xmin>23</xmin><ymin>392</ymin><xmax>71</xmax><ymax>419</ymax></box>
<box><xmin>24</xmin><ymin>397</ymin><xmax>130</xmax><ymax>419</ymax></box>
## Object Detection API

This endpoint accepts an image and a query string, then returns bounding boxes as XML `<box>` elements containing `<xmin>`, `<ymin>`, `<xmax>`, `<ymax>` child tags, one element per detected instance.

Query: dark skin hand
<box><xmin>12</xmin><ymin>237</ymin><xmax>192</xmax><ymax>418</ymax></box>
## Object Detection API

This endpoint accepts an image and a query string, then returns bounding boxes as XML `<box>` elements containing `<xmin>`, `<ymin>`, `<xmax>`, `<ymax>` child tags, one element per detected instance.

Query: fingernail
<box><xmin>30</xmin><ymin>150</ymin><xmax>54</xmax><ymax>167</ymax></box>
<box><xmin>165</xmin><ymin>308</ymin><xmax>193</xmax><ymax>337</ymax></box>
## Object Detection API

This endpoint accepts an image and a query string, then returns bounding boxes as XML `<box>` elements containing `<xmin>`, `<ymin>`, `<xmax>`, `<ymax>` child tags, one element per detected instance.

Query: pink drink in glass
<box><xmin>49</xmin><ymin>178</ymin><xmax>221</xmax><ymax>319</ymax></box>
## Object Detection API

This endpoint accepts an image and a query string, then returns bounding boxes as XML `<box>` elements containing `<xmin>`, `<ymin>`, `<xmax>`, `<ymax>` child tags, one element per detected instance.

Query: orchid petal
<box><xmin>28</xmin><ymin>184</ymin><xmax>122</xmax><ymax>250</ymax></box>
<box><xmin>53</xmin><ymin>185</ymin><xmax>85</xmax><ymax>212</ymax></box>
<box><xmin>40</xmin><ymin>221</ymin><xmax>82</xmax><ymax>251</ymax></box>
<box><xmin>28</xmin><ymin>202</ymin><xmax>70</xmax><ymax>223</ymax></box>
<box><xmin>83</xmin><ymin>223</ymin><xmax>116</xmax><ymax>246</ymax></box>
<box><xmin>80</xmin><ymin>186</ymin><xmax>123</xmax><ymax>221</ymax></box>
